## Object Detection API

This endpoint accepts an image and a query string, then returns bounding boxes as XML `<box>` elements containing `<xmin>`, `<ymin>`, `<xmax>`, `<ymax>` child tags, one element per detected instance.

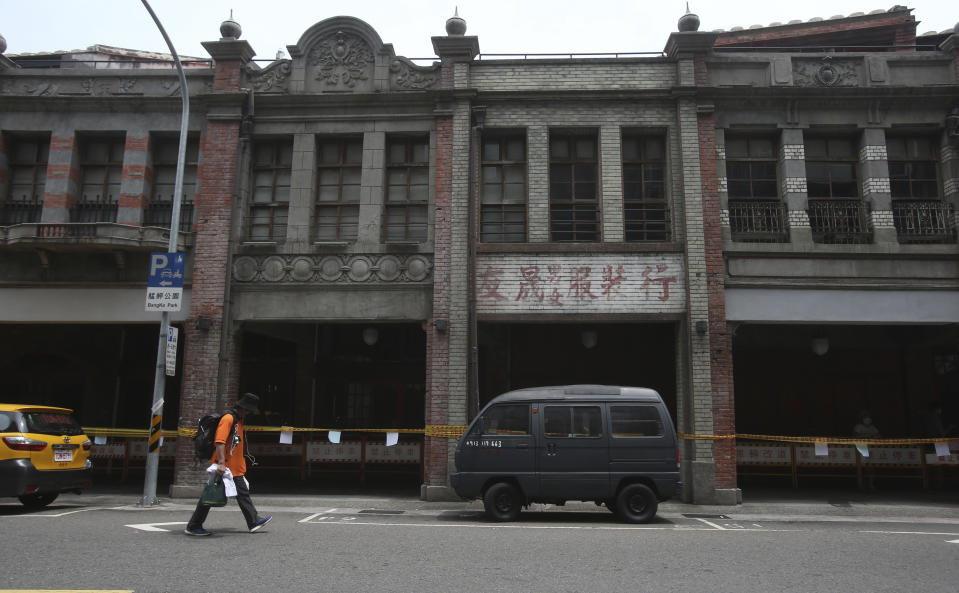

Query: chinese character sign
<box><xmin>145</xmin><ymin>252</ymin><xmax>185</xmax><ymax>312</ymax></box>
<box><xmin>476</xmin><ymin>254</ymin><xmax>685</xmax><ymax>314</ymax></box>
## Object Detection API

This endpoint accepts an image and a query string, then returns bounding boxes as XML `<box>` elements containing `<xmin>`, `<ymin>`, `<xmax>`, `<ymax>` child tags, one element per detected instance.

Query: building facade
<box><xmin>1</xmin><ymin>7</ymin><xmax>956</xmax><ymax>504</ymax></box>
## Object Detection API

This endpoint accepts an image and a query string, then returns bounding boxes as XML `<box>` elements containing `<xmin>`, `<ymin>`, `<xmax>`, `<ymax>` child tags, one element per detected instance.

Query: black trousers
<box><xmin>187</xmin><ymin>474</ymin><xmax>259</xmax><ymax>530</ymax></box>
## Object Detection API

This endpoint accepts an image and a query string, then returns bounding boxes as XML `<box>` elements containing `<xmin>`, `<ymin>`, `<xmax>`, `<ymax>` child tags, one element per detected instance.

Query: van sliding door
<box><xmin>538</xmin><ymin>405</ymin><xmax>609</xmax><ymax>499</ymax></box>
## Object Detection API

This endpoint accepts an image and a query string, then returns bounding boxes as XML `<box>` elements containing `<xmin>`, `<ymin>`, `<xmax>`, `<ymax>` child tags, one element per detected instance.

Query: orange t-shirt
<box><xmin>211</xmin><ymin>413</ymin><xmax>246</xmax><ymax>477</ymax></box>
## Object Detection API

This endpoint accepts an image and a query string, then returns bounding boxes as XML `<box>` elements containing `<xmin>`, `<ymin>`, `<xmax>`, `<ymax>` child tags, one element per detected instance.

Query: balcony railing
<box><xmin>892</xmin><ymin>200</ymin><xmax>957</xmax><ymax>244</ymax></box>
<box><xmin>0</xmin><ymin>202</ymin><xmax>43</xmax><ymax>225</ymax></box>
<box><xmin>808</xmin><ymin>199</ymin><xmax>873</xmax><ymax>245</ymax></box>
<box><xmin>144</xmin><ymin>202</ymin><xmax>195</xmax><ymax>234</ymax></box>
<box><xmin>71</xmin><ymin>202</ymin><xmax>118</xmax><ymax>224</ymax></box>
<box><xmin>728</xmin><ymin>200</ymin><xmax>789</xmax><ymax>243</ymax></box>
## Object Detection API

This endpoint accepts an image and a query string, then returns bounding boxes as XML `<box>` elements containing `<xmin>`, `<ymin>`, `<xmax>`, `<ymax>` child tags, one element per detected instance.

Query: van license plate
<box><xmin>54</xmin><ymin>449</ymin><xmax>73</xmax><ymax>462</ymax></box>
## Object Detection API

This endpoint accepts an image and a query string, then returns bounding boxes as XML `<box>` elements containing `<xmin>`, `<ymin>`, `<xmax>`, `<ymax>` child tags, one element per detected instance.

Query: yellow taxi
<box><xmin>0</xmin><ymin>404</ymin><xmax>93</xmax><ymax>507</ymax></box>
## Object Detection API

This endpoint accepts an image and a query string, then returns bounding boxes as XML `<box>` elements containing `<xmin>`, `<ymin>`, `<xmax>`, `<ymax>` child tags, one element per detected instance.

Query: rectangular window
<box><xmin>544</xmin><ymin>405</ymin><xmax>603</xmax><ymax>438</ymax></box>
<box><xmin>481</xmin><ymin>133</ymin><xmax>526</xmax><ymax>242</ymax></box>
<box><xmin>725</xmin><ymin>136</ymin><xmax>778</xmax><ymax>199</ymax></box>
<box><xmin>147</xmin><ymin>136</ymin><xmax>198</xmax><ymax>233</ymax></box>
<box><xmin>76</xmin><ymin>135</ymin><xmax>124</xmax><ymax>223</ymax></box>
<box><xmin>316</xmin><ymin>137</ymin><xmax>362</xmax><ymax>242</ymax></box>
<box><xmin>248</xmin><ymin>138</ymin><xmax>292</xmax><ymax>242</ymax></box>
<box><xmin>622</xmin><ymin>133</ymin><xmax>669</xmax><ymax>241</ymax></box>
<box><xmin>478</xmin><ymin>404</ymin><xmax>530</xmax><ymax>436</ymax></box>
<box><xmin>385</xmin><ymin>136</ymin><xmax>429</xmax><ymax>242</ymax></box>
<box><xmin>887</xmin><ymin>137</ymin><xmax>939</xmax><ymax>199</ymax></box>
<box><xmin>1</xmin><ymin>135</ymin><xmax>48</xmax><ymax>225</ymax></box>
<box><xmin>550</xmin><ymin>130</ymin><xmax>599</xmax><ymax>242</ymax></box>
<box><xmin>804</xmin><ymin>137</ymin><xmax>858</xmax><ymax>199</ymax></box>
<box><xmin>610</xmin><ymin>405</ymin><xmax>664</xmax><ymax>438</ymax></box>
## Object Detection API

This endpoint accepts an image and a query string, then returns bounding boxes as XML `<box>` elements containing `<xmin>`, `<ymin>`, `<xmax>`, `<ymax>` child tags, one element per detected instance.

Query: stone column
<box><xmin>780</xmin><ymin>128</ymin><xmax>814</xmax><ymax>246</ymax></box>
<box><xmin>600</xmin><ymin>125</ymin><xmax>624</xmax><ymax>242</ymax></box>
<box><xmin>117</xmin><ymin>133</ymin><xmax>150</xmax><ymax>226</ymax></box>
<box><xmin>285</xmin><ymin>133</ymin><xmax>316</xmax><ymax>250</ymax></box>
<box><xmin>170</xmin><ymin>32</ymin><xmax>255</xmax><ymax>498</ymax></box>
<box><xmin>860</xmin><ymin>128</ymin><xmax>896</xmax><ymax>244</ymax></box>
<box><xmin>422</xmin><ymin>24</ymin><xmax>479</xmax><ymax>501</ymax></box>
<box><xmin>40</xmin><ymin>130</ymin><xmax>79</xmax><ymax>224</ymax></box>
<box><xmin>666</xmin><ymin>30</ymin><xmax>738</xmax><ymax>505</ymax></box>
<box><xmin>526</xmin><ymin>125</ymin><xmax>550</xmax><ymax>243</ymax></box>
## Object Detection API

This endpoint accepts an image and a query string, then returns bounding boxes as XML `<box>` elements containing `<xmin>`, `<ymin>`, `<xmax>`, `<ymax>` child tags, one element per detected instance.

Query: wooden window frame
<box><xmin>315</xmin><ymin>137</ymin><xmax>363</xmax><ymax>242</ymax></box>
<box><xmin>480</xmin><ymin>132</ymin><xmax>527</xmax><ymax>243</ymax></box>
<box><xmin>549</xmin><ymin>130</ymin><xmax>599</xmax><ymax>242</ymax></box>
<box><xmin>622</xmin><ymin>132</ymin><xmax>670</xmax><ymax>242</ymax></box>
<box><xmin>384</xmin><ymin>135</ymin><xmax>429</xmax><ymax>243</ymax></box>
<box><xmin>248</xmin><ymin>138</ymin><xmax>293</xmax><ymax>242</ymax></box>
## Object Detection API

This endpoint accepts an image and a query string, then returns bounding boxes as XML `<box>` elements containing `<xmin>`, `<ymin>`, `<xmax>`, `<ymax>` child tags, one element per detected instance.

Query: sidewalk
<box><xmin>54</xmin><ymin>481</ymin><xmax>959</xmax><ymax>523</ymax></box>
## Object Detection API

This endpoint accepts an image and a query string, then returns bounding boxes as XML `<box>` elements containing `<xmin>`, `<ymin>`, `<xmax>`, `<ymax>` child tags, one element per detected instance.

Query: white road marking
<box><xmin>298</xmin><ymin>508</ymin><xmax>338</xmax><ymax>523</ymax></box>
<box><xmin>860</xmin><ymin>530</ymin><xmax>959</xmax><ymax>536</ymax></box>
<box><xmin>693</xmin><ymin>517</ymin><xmax>726</xmax><ymax>530</ymax></box>
<box><xmin>125</xmin><ymin>521</ymin><xmax>185</xmax><ymax>532</ymax></box>
<box><xmin>947</xmin><ymin>539</ymin><xmax>959</xmax><ymax>544</ymax></box>
<box><xmin>9</xmin><ymin>507</ymin><xmax>101</xmax><ymax>518</ymax></box>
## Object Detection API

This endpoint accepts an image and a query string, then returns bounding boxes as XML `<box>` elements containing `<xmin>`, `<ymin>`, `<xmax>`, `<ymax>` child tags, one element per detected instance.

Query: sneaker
<box><xmin>184</xmin><ymin>527</ymin><xmax>212</xmax><ymax>536</ymax></box>
<box><xmin>249</xmin><ymin>515</ymin><xmax>272</xmax><ymax>533</ymax></box>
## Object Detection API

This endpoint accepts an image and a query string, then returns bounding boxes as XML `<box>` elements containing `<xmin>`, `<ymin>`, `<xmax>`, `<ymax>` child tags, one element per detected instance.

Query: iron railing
<box><xmin>35</xmin><ymin>223</ymin><xmax>99</xmax><ymax>239</ymax></box>
<box><xmin>807</xmin><ymin>199</ymin><xmax>873</xmax><ymax>244</ymax></box>
<box><xmin>728</xmin><ymin>200</ymin><xmax>789</xmax><ymax>243</ymax></box>
<box><xmin>70</xmin><ymin>202</ymin><xmax>118</xmax><ymax>224</ymax></box>
<box><xmin>624</xmin><ymin>205</ymin><xmax>671</xmax><ymax>242</ymax></box>
<box><xmin>144</xmin><ymin>202</ymin><xmax>194</xmax><ymax>234</ymax></box>
<box><xmin>892</xmin><ymin>200</ymin><xmax>957</xmax><ymax>244</ymax></box>
<box><xmin>0</xmin><ymin>202</ymin><xmax>43</xmax><ymax>225</ymax></box>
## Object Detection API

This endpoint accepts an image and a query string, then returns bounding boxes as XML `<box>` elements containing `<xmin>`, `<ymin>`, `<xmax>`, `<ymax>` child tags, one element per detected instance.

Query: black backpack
<box><xmin>194</xmin><ymin>412</ymin><xmax>235</xmax><ymax>460</ymax></box>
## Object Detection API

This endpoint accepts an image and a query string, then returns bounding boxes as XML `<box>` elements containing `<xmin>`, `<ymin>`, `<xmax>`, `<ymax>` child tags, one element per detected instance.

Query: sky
<box><xmin>1</xmin><ymin>1</ymin><xmax>955</xmax><ymax>62</ymax></box>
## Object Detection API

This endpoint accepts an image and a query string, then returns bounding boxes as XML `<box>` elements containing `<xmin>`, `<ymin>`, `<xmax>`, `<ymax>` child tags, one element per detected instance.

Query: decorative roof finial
<box><xmin>220</xmin><ymin>10</ymin><xmax>242</xmax><ymax>40</ymax></box>
<box><xmin>678</xmin><ymin>3</ymin><xmax>701</xmax><ymax>32</ymax></box>
<box><xmin>446</xmin><ymin>6</ymin><xmax>467</xmax><ymax>36</ymax></box>
<box><xmin>0</xmin><ymin>33</ymin><xmax>6</xmax><ymax>55</ymax></box>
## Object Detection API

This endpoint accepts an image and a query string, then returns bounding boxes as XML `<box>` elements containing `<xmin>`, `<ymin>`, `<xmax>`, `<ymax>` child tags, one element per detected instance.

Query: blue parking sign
<box><xmin>145</xmin><ymin>252</ymin><xmax>185</xmax><ymax>312</ymax></box>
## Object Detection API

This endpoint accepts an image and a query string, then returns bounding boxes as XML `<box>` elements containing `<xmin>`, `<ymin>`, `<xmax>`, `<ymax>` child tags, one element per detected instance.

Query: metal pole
<box><xmin>140</xmin><ymin>0</ymin><xmax>190</xmax><ymax>506</ymax></box>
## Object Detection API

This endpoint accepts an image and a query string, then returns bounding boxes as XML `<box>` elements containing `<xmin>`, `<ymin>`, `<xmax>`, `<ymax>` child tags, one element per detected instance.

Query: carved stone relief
<box><xmin>1</xmin><ymin>76</ymin><xmax>210</xmax><ymax>97</ymax></box>
<box><xmin>232</xmin><ymin>254</ymin><xmax>433</xmax><ymax>284</ymax></box>
<box><xmin>389</xmin><ymin>58</ymin><xmax>440</xmax><ymax>90</ymax></box>
<box><xmin>308</xmin><ymin>31</ymin><xmax>374</xmax><ymax>88</ymax></box>
<box><xmin>793</xmin><ymin>57</ymin><xmax>859</xmax><ymax>87</ymax></box>
<box><xmin>245</xmin><ymin>60</ymin><xmax>292</xmax><ymax>93</ymax></box>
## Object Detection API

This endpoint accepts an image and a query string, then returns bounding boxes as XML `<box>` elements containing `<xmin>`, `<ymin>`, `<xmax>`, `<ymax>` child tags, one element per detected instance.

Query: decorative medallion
<box><xmin>261</xmin><ymin>256</ymin><xmax>287</xmax><ymax>282</ymax></box>
<box><xmin>406</xmin><ymin>255</ymin><xmax>430</xmax><ymax>282</ymax></box>
<box><xmin>376</xmin><ymin>255</ymin><xmax>401</xmax><ymax>282</ymax></box>
<box><xmin>309</xmin><ymin>31</ymin><xmax>374</xmax><ymax>88</ymax></box>
<box><xmin>290</xmin><ymin>257</ymin><xmax>315</xmax><ymax>282</ymax></box>
<box><xmin>233</xmin><ymin>256</ymin><xmax>258</xmax><ymax>282</ymax></box>
<box><xmin>318</xmin><ymin>256</ymin><xmax>344</xmax><ymax>282</ymax></box>
<box><xmin>347</xmin><ymin>256</ymin><xmax>373</xmax><ymax>282</ymax></box>
<box><xmin>793</xmin><ymin>57</ymin><xmax>858</xmax><ymax>87</ymax></box>
<box><xmin>232</xmin><ymin>254</ymin><xmax>433</xmax><ymax>283</ymax></box>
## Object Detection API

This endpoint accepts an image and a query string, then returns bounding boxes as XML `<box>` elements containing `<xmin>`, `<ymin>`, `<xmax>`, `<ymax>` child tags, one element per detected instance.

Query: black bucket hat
<box><xmin>235</xmin><ymin>392</ymin><xmax>260</xmax><ymax>413</ymax></box>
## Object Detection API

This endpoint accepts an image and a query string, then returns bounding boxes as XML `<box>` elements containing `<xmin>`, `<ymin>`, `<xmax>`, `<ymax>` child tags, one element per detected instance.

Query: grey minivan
<box><xmin>451</xmin><ymin>385</ymin><xmax>681</xmax><ymax>523</ymax></box>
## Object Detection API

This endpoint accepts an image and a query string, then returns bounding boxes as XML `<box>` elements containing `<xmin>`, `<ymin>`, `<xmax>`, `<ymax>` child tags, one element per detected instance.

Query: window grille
<box><xmin>385</xmin><ymin>136</ymin><xmax>429</xmax><ymax>242</ymax></box>
<box><xmin>481</xmin><ymin>134</ymin><xmax>526</xmax><ymax>243</ymax></box>
<box><xmin>622</xmin><ymin>134</ymin><xmax>669</xmax><ymax>241</ymax></box>
<box><xmin>550</xmin><ymin>131</ymin><xmax>599</xmax><ymax>242</ymax></box>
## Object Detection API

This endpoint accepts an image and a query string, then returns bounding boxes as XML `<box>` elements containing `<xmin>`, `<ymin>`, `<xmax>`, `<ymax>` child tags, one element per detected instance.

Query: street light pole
<box><xmin>140</xmin><ymin>0</ymin><xmax>190</xmax><ymax>506</ymax></box>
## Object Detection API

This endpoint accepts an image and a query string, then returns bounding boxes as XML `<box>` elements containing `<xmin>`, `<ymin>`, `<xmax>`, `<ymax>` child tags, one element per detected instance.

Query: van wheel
<box><xmin>483</xmin><ymin>482</ymin><xmax>521</xmax><ymax>522</ymax></box>
<box><xmin>615</xmin><ymin>484</ymin><xmax>657</xmax><ymax>524</ymax></box>
<box><xmin>19</xmin><ymin>492</ymin><xmax>58</xmax><ymax>508</ymax></box>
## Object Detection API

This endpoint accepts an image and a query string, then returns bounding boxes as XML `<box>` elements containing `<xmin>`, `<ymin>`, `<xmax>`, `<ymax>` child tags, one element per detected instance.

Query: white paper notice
<box><xmin>158</xmin><ymin>436</ymin><xmax>164</xmax><ymax>447</ymax></box>
<box><xmin>279</xmin><ymin>430</ymin><xmax>293</xmax><ymax>444</ymax></box>
<box><xmin>935</xmin><ymin>442</ymin><xmax>950</xmax><ymax>457</ymax></box>
<box><xmin>328</xmin><ymin>430</ymin><xmax>341</xmax><ymax>444</ymax></box>
<box><xmin>94</xmin><ymin>435</ymin><xmax>107</xmax><ymax>445</ymax></box>
<box><xmin>386</xmin><ymin>432</ymin><xmax>399</xmax><ymax>447</ymax></box>
<box><xmin>856</xmin><ymin>444</ymin><xmax>870</xmax><ymax>458</ymax></box>
<box><xmin>814</xmin><ymin>441</ymin><xmax>829</xmax><ymax>456</ymax></box>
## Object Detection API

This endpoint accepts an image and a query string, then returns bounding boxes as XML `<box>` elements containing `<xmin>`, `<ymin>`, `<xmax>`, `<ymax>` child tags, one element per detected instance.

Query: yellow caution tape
<box><xmin>680</xmin><ymin>432</ymin><xmax>956</xmax><ymax>445</ymax></box>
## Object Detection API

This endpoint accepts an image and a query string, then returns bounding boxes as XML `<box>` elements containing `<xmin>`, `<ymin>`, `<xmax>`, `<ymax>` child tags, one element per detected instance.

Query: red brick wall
<box><xmin>44</xmin><ymin>136</ymin><xmax>78</xmax><ymax>211</ymax></box>
<box><xmin>172</xmin><ymin>54</ymin><xmax>245</xmax><ymax>487</ymax></box>
<box><xmin>698</xmin><ymin>112</ymin><xmax>737</xmax><ymax>489</ymax></box>
<box><xmin>715</xmin><ymin>12</ymin><xmax>915</xmax><ymax>48</ymax></box>
<box><xmin>425</xmin><ymin>115</ymin><xmax>453</xmax><ymax>487</ymax></box>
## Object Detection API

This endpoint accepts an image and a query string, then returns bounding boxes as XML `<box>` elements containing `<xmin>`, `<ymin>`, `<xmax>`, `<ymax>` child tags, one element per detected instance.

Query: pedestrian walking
<box><xmin>185</xmin><ymin>392</ymin><xmax>272</xmax><ymax>536</ymax></box>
